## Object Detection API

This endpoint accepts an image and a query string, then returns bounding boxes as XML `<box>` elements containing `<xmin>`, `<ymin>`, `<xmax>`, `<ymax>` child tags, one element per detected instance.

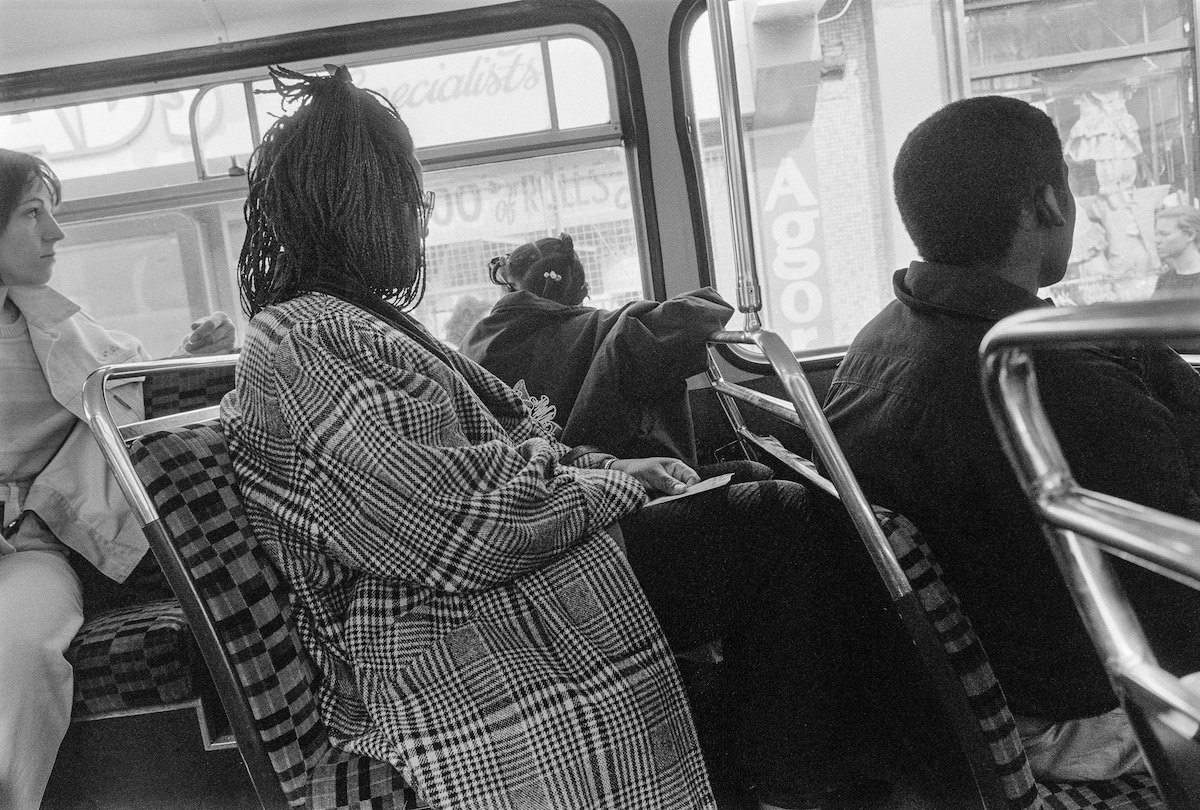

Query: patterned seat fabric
<box><xmin>1037</xmin><ymin>773</ymin><xmax>1162</xmax><ymax>810</ymax></box>
<box><xmin>67</xmin><ymin>598</ymin><xmax>197</xmax><ymax>716</ymax></box>
<box><xmin>67</xmin><ymin>364</ymin><xmax>238</xmax><ymax>720</ymax></box>
<box><xmin>141</xmin><ymin>363</ymin><xmax>238</xmax><ymax>419</ymax></box>
<box><xmin>874</xmin><ymin>508</ymin><xmax>1165</xmax><ymax>810</ymax></box>
<box><xmin>69</xmin><ymin>540</ymin><xmax>200</xmax><ymax>720</ymax></box>
<box><xmin>130</xmin><ymin>422</ymin><xmax>428</xmax><ymax>809</ymax></box>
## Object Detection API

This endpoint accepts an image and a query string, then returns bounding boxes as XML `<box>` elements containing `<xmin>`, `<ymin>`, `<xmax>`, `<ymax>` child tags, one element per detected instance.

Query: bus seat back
<box><xmin>84</xmin><ymin>358</ymin><xmax>425</xmax><ymax>810</ymax></box>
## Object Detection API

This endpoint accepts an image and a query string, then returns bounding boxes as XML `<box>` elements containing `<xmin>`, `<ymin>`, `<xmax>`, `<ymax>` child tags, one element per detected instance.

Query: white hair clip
<box><xmin>543</xmin><ymin>270</ymin><xmax>562</xmax><ymax>282</ymax></box>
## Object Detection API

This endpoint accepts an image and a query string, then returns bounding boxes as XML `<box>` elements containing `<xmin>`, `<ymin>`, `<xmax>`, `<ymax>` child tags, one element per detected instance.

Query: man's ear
<box><xmin>1034</xmin><ymin>184</ymin><xmax>1067</xmax><ymax>228</ymax></box>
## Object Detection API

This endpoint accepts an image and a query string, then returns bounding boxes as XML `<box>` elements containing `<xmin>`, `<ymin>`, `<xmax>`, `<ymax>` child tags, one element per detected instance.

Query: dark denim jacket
<box><xmin>825</xmin><ymin>262</ymin><xmax>1200</xmax><ymax>719</ymax></box>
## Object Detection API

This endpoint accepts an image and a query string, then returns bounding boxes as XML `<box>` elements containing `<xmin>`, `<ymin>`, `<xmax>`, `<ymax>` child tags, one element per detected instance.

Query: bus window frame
<box><xmin>670</xmin><ymin>0</ymin><xmax>856</xmax><ymax>373</ymax></box>
<box><xmin>0</xmin><ymin>0</ymin><xmax>667</xmax><ymax>300</ymax></box>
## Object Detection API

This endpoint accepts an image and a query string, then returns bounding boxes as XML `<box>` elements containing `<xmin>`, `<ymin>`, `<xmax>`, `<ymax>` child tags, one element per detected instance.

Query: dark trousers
<box><xmin>620</xmin><ymin>462</ymin><xmax>878</xmax><ymax>807</ymax></box>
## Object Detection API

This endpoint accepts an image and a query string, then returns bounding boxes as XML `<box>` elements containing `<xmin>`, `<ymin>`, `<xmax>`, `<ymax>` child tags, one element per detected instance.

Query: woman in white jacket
<box><xmin>0</xmin><ymin>149</ymin><xmax>236</xmax><ymax>809</ymax></box>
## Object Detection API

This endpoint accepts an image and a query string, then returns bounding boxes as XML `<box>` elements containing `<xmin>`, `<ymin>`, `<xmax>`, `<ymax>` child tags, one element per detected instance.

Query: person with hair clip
<box><xmin>0</xmin><ymin>148</ymin><xmax>235</xmax><ymax>809</ymax></box>
<box><xmin>460</xmin><ymin>235</ymin><xmax>732</xmax><ymax>465</ymax></box>
<box><xmin>222</xmin><ymin>64</ymin><xmax>886</xmax><ymax>810</ymax></box>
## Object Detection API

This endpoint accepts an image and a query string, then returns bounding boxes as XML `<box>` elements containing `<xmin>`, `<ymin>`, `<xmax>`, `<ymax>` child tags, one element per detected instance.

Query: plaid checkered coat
<box><xmin>221</xmin><ymin>293</ymin><xmax>715</xmax><ymax>810</ymax></box>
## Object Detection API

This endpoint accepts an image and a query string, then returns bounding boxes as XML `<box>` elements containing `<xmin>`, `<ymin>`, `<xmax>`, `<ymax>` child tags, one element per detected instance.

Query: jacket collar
<box><xmin>893</xmin><ymin>261</ymin><xmax>1050</xmax><ymax>323</ymax></box>
<box><xmin>489</xmin><ymin>290</ymin><xmax>594</xmax><ymax>319</ymax></box>
<box><xmin>0</xmin><ymin>284</ymin><xmax>81</xmax><ymax>329</ymax></box>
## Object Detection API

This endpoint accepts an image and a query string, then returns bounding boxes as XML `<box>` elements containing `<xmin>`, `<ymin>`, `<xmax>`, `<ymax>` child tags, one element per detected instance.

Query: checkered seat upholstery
<box><xmin>875</xmin><ymin>508</ymin><xmax>1163</xmax><ymax>810</ymax></box>
<box><xmin>67</xmin><ymin>597</ymin><xmax>198</xmax><ymax>717</ymax></box>
<box><xmin>127</xmin><ymin>419</ymin><xmax>426</xmax><ymax>809</ymax></box>
<box><xmin>67</xmin><ymin>363</ymin><xmax>237</xmax><ymax>721</ymax></box>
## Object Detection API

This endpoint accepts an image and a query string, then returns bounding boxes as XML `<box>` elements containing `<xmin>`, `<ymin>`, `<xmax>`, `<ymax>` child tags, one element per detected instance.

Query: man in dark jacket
<box><xmin>823</xmin><ymin>95</ymin><xmax>1200</xmax><ymax>781</ymax></box>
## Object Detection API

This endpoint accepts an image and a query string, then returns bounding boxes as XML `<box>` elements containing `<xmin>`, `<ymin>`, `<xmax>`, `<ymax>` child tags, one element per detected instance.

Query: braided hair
<box><xmin>488</xmin><ymin>233</ymin><xmax>587</xmax><ymax>306</ymax></box>
<box><xmin>239</xmin><ymin>65</ymin><xmax>429</xmax><ymax>315</ymax></box>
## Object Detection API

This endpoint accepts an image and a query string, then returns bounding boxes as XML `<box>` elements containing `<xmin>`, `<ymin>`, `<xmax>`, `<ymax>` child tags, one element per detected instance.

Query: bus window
<box><xmin>683</xmin><ymin>0</ymin><xmax>949</xmax><ymax>354</ymax></box>
<box><xmin>0</xmin><ymin>27</ymin><xmax>642</xmax><ymax>351</ymax></box>
<box><xmin>967</xmin><ymin>0</ymin><xmax>1197</xmax><ymax>307</ymax></box>
<box><xmin>682</xmin><ymin>0</ymin><xmax>1199</xmax><ymax>354</ymax></box>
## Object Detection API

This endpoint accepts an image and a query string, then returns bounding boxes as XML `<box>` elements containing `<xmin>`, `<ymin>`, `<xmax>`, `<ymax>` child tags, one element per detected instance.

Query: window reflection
<box><xmin>966</xmin><ymin>0</ymin><xmax>1189</xmax><ymax>69</ymax></box>
<box><xmin>975</xmin><ymin>52</ymin><xmax>1196</xmax><ymax>306</ymax></box>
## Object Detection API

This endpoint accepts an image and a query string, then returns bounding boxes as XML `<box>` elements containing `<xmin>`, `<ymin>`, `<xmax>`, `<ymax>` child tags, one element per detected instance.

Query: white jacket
<box><xmin>5</xmin><ymin>284</ymin><xmax>148</xmax><ymax>582</ymax></box>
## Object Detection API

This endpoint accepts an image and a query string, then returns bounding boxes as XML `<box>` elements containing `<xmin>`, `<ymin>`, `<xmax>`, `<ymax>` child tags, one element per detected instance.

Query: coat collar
<box><xmin>893</xmin><ymin>261</ymin><xmax>1050</xmax><ymax>323</ymax></box>
<box><xmin>489</xmin><ymin>290</ymin><xmax>595</xmax><ymax>319</ymax></box>
<box><xmin>0</xmin><ymin>284</ymin><xmax>81</xmax><ymax>329</ymax></box>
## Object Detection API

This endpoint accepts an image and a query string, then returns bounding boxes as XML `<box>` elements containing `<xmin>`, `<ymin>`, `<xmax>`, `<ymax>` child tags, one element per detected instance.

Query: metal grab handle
<box><xmin>706</xmin><ymin>0</ymin><xmax>762</xmax><ymax>326</ymax></box>
<box><xmin>82</xmin><ymin>354</ymin><xmax>240</xmax><ymax>524</ymax></box>
<box><xmin>980</xmin><ymin>300</ymin><xmax>1200</xmax><ymax>717</ymax></box>
<box><xmin>707</xmin><ymin>328</ymin><xmax>910</xmax><ymax>598</ymax></box>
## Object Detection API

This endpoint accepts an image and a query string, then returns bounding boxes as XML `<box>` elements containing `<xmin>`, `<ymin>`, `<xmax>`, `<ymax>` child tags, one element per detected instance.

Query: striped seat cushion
<box><xmin>875</xmin><ymin>508</ymin><xmax>1164</xmax><ymax>810</ymax></box>
<box><xmin>130</xmin><ymin>422</ymin><xmax>429</xmax><ymax>809</ymax></box>
<box><xmin>68</xmin><ymin>599</ymin><xmax>198</xmax><ymax>717</ymax></box>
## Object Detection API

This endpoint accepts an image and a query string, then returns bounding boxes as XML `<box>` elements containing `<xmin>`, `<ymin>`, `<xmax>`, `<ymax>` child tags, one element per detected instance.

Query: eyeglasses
<box><xmin>419</xmin><ymin>190</ymin><xmax>435</xmax><ymax>224</ymax></box>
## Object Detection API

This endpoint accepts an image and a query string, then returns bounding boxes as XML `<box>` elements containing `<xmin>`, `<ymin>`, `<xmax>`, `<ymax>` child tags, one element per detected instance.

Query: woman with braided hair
<box><xmin>223</xmin><ymin>64</ymin><xmax>886</xmax><ymax>810</ymax></box>
<box><xmin>462</xmin><ymin>234</ymin><xmax>732</xmax><ymax>464</ymax></box>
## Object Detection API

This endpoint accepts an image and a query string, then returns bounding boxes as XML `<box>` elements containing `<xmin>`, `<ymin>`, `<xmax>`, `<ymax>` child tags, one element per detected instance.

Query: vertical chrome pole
<box><xmin>707</xmin><ymin>0</ymin><xmax>763</xmax><ymax>328</ymax></box>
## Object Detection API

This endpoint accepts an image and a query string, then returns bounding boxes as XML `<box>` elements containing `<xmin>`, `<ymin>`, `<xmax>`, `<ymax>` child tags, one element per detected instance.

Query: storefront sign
<box><xmin>426</xmin><ymin>150</ymin><xmax>630</xmax><ymax>243</ymax></box>
<box><xmin>754</xmin><ymin>126</ymin><xmax>832</xmax><ymax>350</ymax></box>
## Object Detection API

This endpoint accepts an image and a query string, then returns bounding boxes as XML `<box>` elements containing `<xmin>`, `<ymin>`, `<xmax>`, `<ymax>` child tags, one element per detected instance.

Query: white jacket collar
<box><xmin>1</xmin><ymin>284</ymin><xmax>81</xmax><ymax>329</ymax></box>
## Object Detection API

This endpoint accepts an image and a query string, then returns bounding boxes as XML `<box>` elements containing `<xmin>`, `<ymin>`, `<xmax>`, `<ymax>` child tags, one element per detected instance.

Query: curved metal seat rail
<box><xmin>81</xmin><ymin>355</ymin><xmax>288</xmax><ymax>810</ymax></box>
<box><xmin>981</xmin><ymin>299</ymin><xmax>1200</xmax><ymax>810</ymax></box>
<box><xmin>705</xmin><ymin>330</ymin><xmax>1028</xmax><ymax>810</ymax></box>
<box><xmin>705</xmin><ymin>330</ymin><xmax>909</xmax><ymax>598</ymax></box>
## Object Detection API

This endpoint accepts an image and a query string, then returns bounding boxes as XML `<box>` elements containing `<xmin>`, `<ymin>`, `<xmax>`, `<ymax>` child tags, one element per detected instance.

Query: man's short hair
<box><xmin>894</xmin><ymin>95</ymin><xmax>1065</xmax><ymax>267</ymax></box>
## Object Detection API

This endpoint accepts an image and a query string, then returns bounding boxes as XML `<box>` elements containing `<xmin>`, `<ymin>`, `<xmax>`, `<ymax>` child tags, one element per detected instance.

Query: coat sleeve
<box><xmin>609</xmin><ymin>288</ymin><xmax>734</xmax><ymax>399</ymax></box>
<box><xmin>269</xmin><ymin>320</ymin><xmax>646</xmax><ymax>592</ymax></box>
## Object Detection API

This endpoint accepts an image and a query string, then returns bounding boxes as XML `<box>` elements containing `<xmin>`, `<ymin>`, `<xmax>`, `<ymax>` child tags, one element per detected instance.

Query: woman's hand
<box><xmin>610</xmin><ymin>457</ymin><xmax>700</xmax><ymax>495</ymax></box>
<box><xmin>178</xmin><ymin>311</ymin><xmax>236</xmax><ymax>356</ymax></box>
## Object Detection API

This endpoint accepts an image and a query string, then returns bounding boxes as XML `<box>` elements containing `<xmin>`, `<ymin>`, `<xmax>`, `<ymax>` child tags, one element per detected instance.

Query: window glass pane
<box><xmin>687</xmin><ymin>0</ymin><xmax>947</xmax><ymax>352</ymax></box>
<box><xmin>974</xmin><ymin>50</ymin><xmax>1197</xmax><ymax>305</ymax></box>
<box><xmin>4</xmin><ymin>35</ymin><xmax>588</xmax><ymax>199</ymax></box>
<box><xmin>18</xmin><ymin>27</ymin><xmax>637</xmax><ymax>355</ymax></box>
<box><xmin>194</xmin><ymin>84</ymin><xmax>255</xmax><ymax>179</ymax></box>
<box><xmin>54</xmin><ymin>204</ymin><xmax>244</xmax><ymax>357</ymax></box>
<box><xmin>276</xmin><ymin>45</ymin><xmax>555</xmax><ymax>148</ymax></box>
<box><xmin>0</xmin><ymin>90</ymin><xmax>216</xmax><ymax>196</ymax></box>
<box><xmin>51</xmin><ymin>145</ymin><xmax>643</xmax><ymax>353</ymax></box>
<box><xmin>549</xmin><ymin>37</ymin><xmax>612</xmax><ymax>128</ymax></box>
<box><xmin>417</xmin><ymin>147</ymin><xmax>641</xmax><ymax>346</ymax></box>
<box><xmin>967</xmin><ymin>0</ymin><xmax>1189</xmax><ymax>70</ymax></box>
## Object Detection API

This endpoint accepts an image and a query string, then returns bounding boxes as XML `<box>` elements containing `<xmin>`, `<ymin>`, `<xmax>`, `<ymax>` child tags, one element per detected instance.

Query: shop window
<box><xmin>968</xmin><ymin>0</ymin><xmax>1198</xmax><ymax>308</ymax></box>
<box><xmin>967</xmin><ymin>0</ymin><xmax>1189</xmax><ymax>69</ymax></box>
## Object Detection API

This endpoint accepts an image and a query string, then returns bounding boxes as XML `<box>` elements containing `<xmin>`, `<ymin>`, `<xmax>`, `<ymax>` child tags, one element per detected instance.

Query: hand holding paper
<box><xmin>643</xmin><ymin>472</ymin><xmax>734</xmax><ymax>509</ymax></box>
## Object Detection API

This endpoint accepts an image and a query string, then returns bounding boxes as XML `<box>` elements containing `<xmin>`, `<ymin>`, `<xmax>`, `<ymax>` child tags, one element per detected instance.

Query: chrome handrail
<box><xmin>707</xmin><ymin>328</ymin><xmax>910</xmax><ymax>598</ymax></box>
<box><xmin>980</xmin><ymin>300</ymin><xmax>1200</xmax><ymax>718</ymax></box>
<box><xmin>80</xmin><ymin>354</ymin><xmax>290</xmax><ymax>810</ymax></box>
<box><xmin>82</xmin><ymin>354</ymin><xmax>240</xmax><ymax>524</ymax></box>
<box><xmin>706</xmin><ymin>0</ymin><xmax>762</xmax><ymax>326</ymax></box>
